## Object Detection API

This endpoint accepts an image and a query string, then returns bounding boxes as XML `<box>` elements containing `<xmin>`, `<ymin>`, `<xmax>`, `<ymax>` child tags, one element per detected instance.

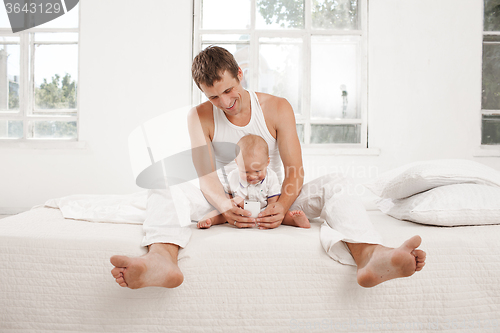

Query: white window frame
<box><xmin>481</xmin><ymin>32</ymin><xmax>500</xmax><ymax>146</ymax></box>
<box><xmin>192</xmin><ymin>0</ymin><xmax>370</xmax><ymax>150</ymax></box>
<box><xmin>476</xmin><ymin>1</ymin><xmax>500</xmax><ymax>157</ymax></box>
<box><xmin>0</xmin><ymin>7</ymin><xmax>80</xmax><ymax>143</ymax></box>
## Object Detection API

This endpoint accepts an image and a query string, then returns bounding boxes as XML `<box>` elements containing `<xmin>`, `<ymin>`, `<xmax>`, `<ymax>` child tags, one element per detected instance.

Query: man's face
<box><xmin>200</xmin><ymin>69</ymin><xmax>245</xmax><ymax>117</ymax></box>
<box><xmin>236</xmin><ymin>153</ymin><xmax>269</xmax><ymax>185</ymax></box>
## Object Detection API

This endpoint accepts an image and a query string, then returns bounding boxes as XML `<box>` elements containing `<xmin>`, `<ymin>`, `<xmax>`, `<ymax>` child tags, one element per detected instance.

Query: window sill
<box><xmin>0</xmin><ymin>140</ymin><xmax>87</xmax><ymax>150</ymax></box>
<box><xmin>473</xmin><ymin>146</ymin><xmax>500</xmax><ymax>157</ymax></box>
<box><xmin>302</xmin><ymin>145</ymin><xmax>380</xmax><ymax>156</ymax></box>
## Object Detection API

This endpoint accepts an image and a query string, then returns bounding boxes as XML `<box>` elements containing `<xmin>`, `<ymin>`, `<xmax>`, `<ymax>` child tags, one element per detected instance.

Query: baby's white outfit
<box><xmin>224</xmin><ymin>168</ymin><xmax>281</xmax><ymax>210</ymax></box>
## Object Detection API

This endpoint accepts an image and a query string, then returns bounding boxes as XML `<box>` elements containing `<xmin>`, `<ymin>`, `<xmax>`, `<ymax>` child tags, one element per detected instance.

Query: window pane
<box><xmin>482</xmin><ymin>115</ymin><xmax>500</xmax><ymax>144</ymax></box>
<box><xmin>482</xmin><ymin>40</ymin><xmax>500</xmax><ymax>110</ymax></box>
<box><xmin>311</xmin><ymin>36</ymin><xmax>359</xmax><ymax>119</ymax></box>
<box><xmin>34</xmin><ymin>44</ymin><xmax>78</xmax><ymax>110</ymax></box>
<box><xmin>200</xmin><ymin>43</ymin><xmax>250</xmax><ymax>90</ymax></box>
<box><xmin>0</xmin><ymin>120</ymin><xmax>22</xmax><ymax>138</ymax></box>
<box><xmin>484</xmin><ymin>0</ymin><xmax>500</xmax><ymax>31</ymax></box>
<box><xmin>312</xmin><ymin>0</ymin><xmax>359</xmax><ymax>30</ymax></box>
<box><xmin>256</xmin><ymin>0</ymin><xmax>304</xmax><ymax>29</ymax></box>
<box><xmin>296</xmin><ymin>123</ymin><xmax>304</xmax><ymax>143</ymax></box>
<box><xmin>202</xmin><ymin>0</ymin><xmax>250</xmax><ymax>29</ymax></box>
<box><xmin>0</xmin><ymin>43</ymin><xmax>20</xmax><ymax>111</ymax></box>
<box><xmin>259</xmin><ymin>38</ymin><xmax>302</xmax><ymax>115</ymax></box>
<box><xmin>310</xmin><ymin>124</ymin><xmax>360</xmax><ymax>143</ymax></box>
<box><xmin>0</xmin><ymin>37</ymin><xmax>18</xmax><ymax>42</ymax></box>
<box><xmin>31</xmin><ymin>120</ymin><xmax>76</xmax><ymax>139</ymax></box>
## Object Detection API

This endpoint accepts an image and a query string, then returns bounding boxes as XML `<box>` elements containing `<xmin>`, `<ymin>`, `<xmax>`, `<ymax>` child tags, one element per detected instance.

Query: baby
<box><xmin>197</xmin><ymin>134</ymin><xmax>310</xmax><ymax>229</ymax></box>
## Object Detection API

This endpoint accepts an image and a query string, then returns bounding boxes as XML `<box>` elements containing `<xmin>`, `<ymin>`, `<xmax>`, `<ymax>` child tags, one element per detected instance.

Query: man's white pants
<box><xmin>141</xmin><ymin>173</ymin><xmax>382</xmax><ymax>266</ymax></box>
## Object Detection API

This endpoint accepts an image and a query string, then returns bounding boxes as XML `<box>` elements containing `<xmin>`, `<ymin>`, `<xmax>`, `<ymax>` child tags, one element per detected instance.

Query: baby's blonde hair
<box><xmin>236</xmin><ymin>134</ymin><xmax>268</xmax><ymax>161</ymax></box>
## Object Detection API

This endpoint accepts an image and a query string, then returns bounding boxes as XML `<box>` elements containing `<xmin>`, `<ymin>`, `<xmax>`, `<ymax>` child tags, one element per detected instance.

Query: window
<box><xmin>482</xmin><ymin>0</ymin><xmax>500</xmax><ymax>145</ymax></box>
<box><xmin>0</xmin><ymin>3</ymin><xmax>79</xmax><ymax>141</ymax></box>
<box><xmin>193</xmin><ymin>0</ymin><xmax>367</xmax><ymax>146</ymax></box>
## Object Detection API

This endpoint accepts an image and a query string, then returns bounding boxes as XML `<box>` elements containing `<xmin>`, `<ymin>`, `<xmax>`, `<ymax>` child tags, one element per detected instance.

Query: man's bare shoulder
<box><xmin>256</xmin><ymin>92</ymin><xmax>293</xmax><ymax>115</ymax></box>
<box><xmin>188</xmin><ymin>101</ymin><xmax>214</xmax><ymax>125</ymax></box>
<box><xmin>255</xmin><ymin>92</ymin><xmax>294</xmax><ymax>119</ymax></box>
<box><xmin>189</xmin><ymin>101</ymin><xmax>213</xmax><ymax>119</ymax></box>
<box><xmin>255</xmin><ymin>92</ymin><xmax>288</xmax><ymax>109</ymax></box>
<box><xmin>188</xmin><ymin>101</ymin><xmax>214</xmax><ymax>139</ymax></box>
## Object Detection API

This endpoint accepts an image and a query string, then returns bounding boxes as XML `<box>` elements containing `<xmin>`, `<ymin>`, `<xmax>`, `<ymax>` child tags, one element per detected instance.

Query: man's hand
<box><xmin>255</xmin><ymin>202</ymin><xmax>286</xmax><ymax>229</ymax></box>
<box><xmin>220</xmin><ymin>197</ymin><xmax>257</xmax><ymax>228</ymax></box>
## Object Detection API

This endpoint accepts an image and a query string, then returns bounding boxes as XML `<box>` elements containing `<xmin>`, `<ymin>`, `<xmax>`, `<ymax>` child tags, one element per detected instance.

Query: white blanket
<box><xmin>42</xmin><ymin>191</ymin><xmax>148</xmax><ymax>224</ymax></box>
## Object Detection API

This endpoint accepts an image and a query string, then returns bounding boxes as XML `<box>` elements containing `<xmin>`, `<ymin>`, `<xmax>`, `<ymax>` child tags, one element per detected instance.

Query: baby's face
<box><xmin>236</xmin><ymin>153</ymin><xmax>269</xmax><ymax>185</ymax></box>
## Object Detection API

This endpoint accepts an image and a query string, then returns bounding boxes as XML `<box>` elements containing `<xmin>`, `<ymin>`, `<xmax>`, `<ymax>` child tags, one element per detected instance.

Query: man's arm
<box><xmin>187</xmin><ymin>106</ymin><xmax>226</xmax><ymax>209</ymax></box>
<box><xmin>257</xmin><ymin>98</ymin><xmax>304</xmax><ymax>229</ymax></box>
<box><xmin>187</xmin><ymin>106</ymin><xmax>255</xmax><ymax>227</ymax></box>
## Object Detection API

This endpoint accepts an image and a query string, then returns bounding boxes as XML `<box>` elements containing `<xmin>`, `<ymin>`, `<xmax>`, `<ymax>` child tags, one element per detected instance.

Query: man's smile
<box><xmin>226</xmin><ymin>100</ymin><xmax>236</xmax><ymax>110</ymax></box>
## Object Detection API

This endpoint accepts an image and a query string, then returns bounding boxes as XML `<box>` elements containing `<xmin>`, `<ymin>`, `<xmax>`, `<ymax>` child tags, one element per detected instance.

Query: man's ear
<box><xmin>267</xmin><ymin>157</ymin><xmax>270</xmax><ymax>166</ymax></box>
<box><xmin>237</xmin><ymin>67</ymin><xmax>244</xmax><ymax>81</ymax></box>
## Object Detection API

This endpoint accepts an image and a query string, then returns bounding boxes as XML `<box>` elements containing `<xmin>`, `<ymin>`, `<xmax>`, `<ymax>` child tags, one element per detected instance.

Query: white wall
<box><xmin>0</xmin><ymin>0</ymin><xmax>193</xmax><ymax>212</ymax></box>
<box><xmin>303</xmin><ymin>0</ymin><xmax>500</xmax><ymax>183</ymax></box>
<box><xmin>1</xmin><ymin>0</ymin><xmax>499</xmax><ymax>213</ymax></box>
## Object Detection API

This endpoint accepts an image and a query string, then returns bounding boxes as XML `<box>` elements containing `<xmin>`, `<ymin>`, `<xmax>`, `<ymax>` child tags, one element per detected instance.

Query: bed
<box><xmin>1</xmin><ymin>194</ymin><xmax>499</xmax><ymax>333</ymax></box>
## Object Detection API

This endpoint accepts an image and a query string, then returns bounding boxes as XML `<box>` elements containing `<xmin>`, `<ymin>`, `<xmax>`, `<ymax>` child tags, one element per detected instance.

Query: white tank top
<box><xmin>212</xmin><ymin>90</ymin><xmax>283</xmax><ymax>186</ymax></box>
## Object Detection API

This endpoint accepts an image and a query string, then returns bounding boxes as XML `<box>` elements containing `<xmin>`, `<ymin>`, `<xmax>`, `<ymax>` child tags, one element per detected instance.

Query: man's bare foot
<box><xmin>110</xmin><ymin>244</ymin><xmax>183</xmax><ymax>289</ymax></box>
<box><xmin>288</xmin><ymin>210</ymin><xmax>310</xmax><ymax>228</ymax></box>
<box><xmin>349</xmin><ymin>235</ymin><xmax>426</xmax><ymax>288</ymax></box>
<box><xmin>197</xmin><ymin>218</ymin><xmax>213</xmax><ymax>229</ymax></box>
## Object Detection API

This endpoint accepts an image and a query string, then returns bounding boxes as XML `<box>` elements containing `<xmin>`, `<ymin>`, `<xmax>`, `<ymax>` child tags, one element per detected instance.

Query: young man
<box><xmin>110</xmin><ymin>46</ymin><xmax>425</xmax><ymax>289</ymax></box>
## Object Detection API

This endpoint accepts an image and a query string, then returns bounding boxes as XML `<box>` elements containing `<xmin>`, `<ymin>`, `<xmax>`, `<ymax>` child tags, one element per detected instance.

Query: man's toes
<box><xmin>115</xmin><ymin>275</ymin><xmax>128</xmax><ymax>287</ymax></box>
<box><xmin>110</xmin><ymin>255</ymin><xmax>130</xmax><ymax>268</ymax></box>
<box><xmin>414</xmin><ymin>249</ymin><xmax>426</xmax><ymax>260</ymax></box>
<box><xmin>403</xmin><ymin>235</ymin><xmax>422</xmax><ymax>251</ymax></box>
<box><xmin>416</xmin><ymin>262</ymin><xmax>425</xmax><ymax>270</ymax></box>
<box><xmin>111</xmin><ymin>267</ymin><xmax>124</xmax><ymax>279</ymax></box>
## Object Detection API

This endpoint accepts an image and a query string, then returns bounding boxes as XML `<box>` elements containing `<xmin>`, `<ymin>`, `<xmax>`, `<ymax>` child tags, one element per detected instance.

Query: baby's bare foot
<box><xmin>197</xmin><ymin>218</ymin><xmax>213</xmax><ymax>229</ymax></box>
<box><xmin>289</xmin><ymin>210</ymin><xmax>310</xmax><ymax>228</ymax></box>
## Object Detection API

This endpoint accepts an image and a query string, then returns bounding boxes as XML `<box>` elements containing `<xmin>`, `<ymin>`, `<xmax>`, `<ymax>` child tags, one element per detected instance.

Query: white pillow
<box><xmin>377</xmin><ymin>184</ymin><xmax>500</xmax><ymax>226</ymax></box>
<box><xmin>365</xmin><ymin>159</ymin><xmax>500</xmax><ymax>199</ymax></box>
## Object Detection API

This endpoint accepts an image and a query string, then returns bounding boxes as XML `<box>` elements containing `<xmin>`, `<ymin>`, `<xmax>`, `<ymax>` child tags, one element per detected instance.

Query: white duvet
<box><xmin>41</xmin><ymin>191</ymin><xmax>149</xmax><ymax>224</ymax></box>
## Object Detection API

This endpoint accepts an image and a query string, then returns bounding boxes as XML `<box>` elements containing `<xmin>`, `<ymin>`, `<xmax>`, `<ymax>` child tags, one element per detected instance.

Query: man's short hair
<box><xmin>191</xmin><ymin>46</ymin><xmax>240</xmax><ymax>90</ymax></box>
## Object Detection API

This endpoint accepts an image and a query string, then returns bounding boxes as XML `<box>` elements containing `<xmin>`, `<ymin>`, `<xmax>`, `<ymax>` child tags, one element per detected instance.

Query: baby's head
<box><xmin>235</xmin><ymin>135</ymin><xmax>270</xmax><ymax>185</ymax></box>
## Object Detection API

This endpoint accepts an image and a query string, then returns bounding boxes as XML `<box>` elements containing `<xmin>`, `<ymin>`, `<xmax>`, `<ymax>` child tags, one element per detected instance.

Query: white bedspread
<box><xmin>1</xmin><ymin>206</ymin><xmax>499</xmax><ymax>332</ymax></box>
<box><xmin>41</xmin><ymin>191</ymin><xmax>149</xmax><ymax>224</ymax></box>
